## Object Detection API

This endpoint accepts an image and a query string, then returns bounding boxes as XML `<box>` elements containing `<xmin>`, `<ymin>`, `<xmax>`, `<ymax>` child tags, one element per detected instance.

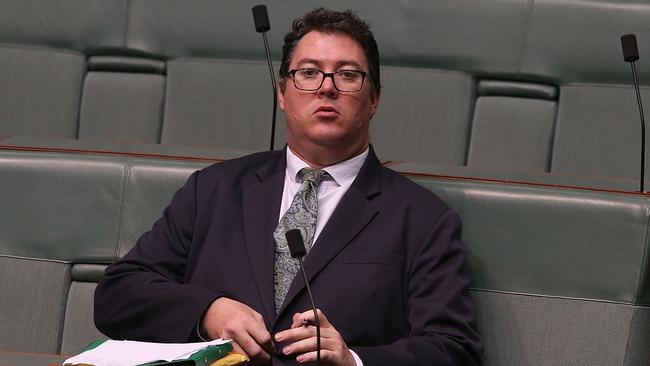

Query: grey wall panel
<box><xmin>127</xmin><ymin>0</ymin><xmax>271</xmax><ymax>59</ymax></box>
<box><xmin>372</xmin><ymin>0</ymin><xmax>528</xmax><ymax>72</ymax></box>
<box><xmin>0</xmin><ymin>47</ymin><xmax>84</xmax><ymax>138</ymax></box>
<box><xmin>161</xmin><ymin>59</ymin><xmax>272</xmax><ymax>151</ymax></box>
<box><xmin>370</xmin><ymin>67</ymin><xmax>474</xmax><ymax>165</ymax></box>
<box><xmin>0</xmin><ymin>257</ymin><xmax>70</xmax><ymax>353</ymax></box>
<box><xmin>79</xmin><ymin>72</ymin><xmax>165</xmax><ymax>144</ymax></box>
<box><xmin>0</xmin><ymin>0</ymin><xmax>127</xmax><ymax>51</ymax></box>
<box><xmin>127</xmin><ymin>0</ymin><xmax>526</xmax><ymax>74</ymax></box>
<box><xmin>522</xmin><ymin>0</ymin><xmax>650</xmax><ymax>84</ymax></box>
<box><xmin>467</xmin><ymin>96</ymin><xmax>556</xmax><ymax>171</ymax></box>
<box><xmin>551</xmin><ymin>84</ymin><xmax>650</xmax><ymax>180</ymax></box>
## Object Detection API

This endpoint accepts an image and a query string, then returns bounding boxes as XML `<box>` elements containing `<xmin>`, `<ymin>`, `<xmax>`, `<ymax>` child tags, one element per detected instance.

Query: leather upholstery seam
<box><xmin>122</xmin><ymin>0</ymin><xmax>132</xmax><ymax>49</ymax></box>
<box><xmin>114</xmin><ymin>157</ymin><xmax>134</xmax><ymax>259</ymax></box>
<box><xmin>470</xmin><ymin>287</ymin><xmax>635</xmax><ymax>306</ymax></box>
<box><xmin>381</xmin><ymin>64</ymin><xmax>471</xmax><ymax>77</ymax></box>
<box><xmin>157</xmin><ymin>73</ymin><xmax>168</xmax><ymax>144</ymax></box>
<box><xmin>55</xmin><ymin>264</ymin><xmax>72</xmax><ymax>354</ymax></box>
<box><xmin>631</xmin><ymin>207</ymin><xmax>650</xmax><ymax>306</ymax></box>
<box><xmin>462</xmin><ymin>77</ymin><xmax>478</xmax><ymax>165</ymax></box>
<box><xmin>562</xmin><ymin>82</ymin><xmax>650</xmax><ymax>90</ymax></box>
<box><xmin>0</xmin><ymin>42</ymin><xmax>84</xmax><ymax>56</ymax></box>
<box><xmin>515</xmin><ymin>0</ymin><xmax>535</xmax><ymax>78</ymax></box>
<box><xmin>167</xmin><ymin>57</ymin><xmax>274</xmax><ymax>66</ymax></box>
<box><xmin>0</xmin><ymin>254</ymin><xmax>69</xmax><ymax>264</ymax></box>
<box><xmin>546</xmin><ymin>94</ymin><xmax>561</xmax><ymax>172</ymax></box>
<box><xmin>75</xmin><ymin>60</ymin><xmax>87</xmax><ymax>139</ymax></box>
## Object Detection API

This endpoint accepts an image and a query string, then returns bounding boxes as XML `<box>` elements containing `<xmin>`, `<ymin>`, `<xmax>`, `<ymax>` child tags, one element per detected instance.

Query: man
<box><xmin>95</xmin><ymin>8</ymin><xmax>482</xmax><ymax>366</ymax></box>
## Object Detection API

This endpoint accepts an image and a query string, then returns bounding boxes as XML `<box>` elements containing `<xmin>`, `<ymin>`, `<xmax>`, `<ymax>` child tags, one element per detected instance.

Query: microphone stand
<box><xmin>297</xmin><ymin>256</ymin><xmax>321</xmax><ymax>365</ymax></box>
<box><xmin>630</xmin><ymin>61</ymin><xmax>646</xmax><ymax>193</ymax></box>
<box><xmin>621</xmin><ymin>34</ymin><xmax>646</xmax><ymax>192</ymax></box>
<box><xmin>252</xmin><ymin>5</ymin><xmax>278</xmax><ymax>151</ymax></box>
<box><xmin>285</xmin><ymin>229</ymin><xmax>321</xmax><ymax>366</ymax></box>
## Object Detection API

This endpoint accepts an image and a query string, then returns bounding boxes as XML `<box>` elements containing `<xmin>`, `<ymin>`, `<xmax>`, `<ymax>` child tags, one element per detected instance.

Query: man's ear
<box><xmin>370</xmin><ymin>88</ymin><xmax>381</xmax><ymax>117</ymax></box>
<box><xmin>278</xmin><ymin>80</ymin><xmax>286</xmax><ymax>111</ymax></box>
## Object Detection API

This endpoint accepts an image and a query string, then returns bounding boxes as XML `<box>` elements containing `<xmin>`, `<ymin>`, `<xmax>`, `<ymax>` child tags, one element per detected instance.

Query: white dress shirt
<box><xmin>279</xmin><ymin>146</ymin><xmax>368</xmax><ymax>243</ymax></box>
<box><xmin>279</xmin><ymin>146</ymin><xmax>368</xmax><ymax>366</ymax></box>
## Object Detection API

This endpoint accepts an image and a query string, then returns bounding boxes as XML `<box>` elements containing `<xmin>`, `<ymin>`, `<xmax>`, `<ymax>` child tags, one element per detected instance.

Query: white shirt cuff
<box><xmin>196</xmin><ymin>321</ymin><xmax>209</xmax><ymax>341</ymax></box>
<box><xmin>350</xmin><ymin>349</ymin><xmax>364</xmax><ymax>366</ymax></box>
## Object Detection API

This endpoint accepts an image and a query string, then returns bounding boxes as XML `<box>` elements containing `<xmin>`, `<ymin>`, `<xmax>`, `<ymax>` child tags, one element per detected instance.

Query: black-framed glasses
<box><xmin>289</xmin><ymin>68</ymin><xmax>367</xmax><ymax>92</ymax></box>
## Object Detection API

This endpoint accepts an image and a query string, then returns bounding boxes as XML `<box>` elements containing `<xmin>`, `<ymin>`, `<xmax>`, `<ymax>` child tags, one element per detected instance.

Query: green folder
<box><xmin>77</xmin><ymin>339</ymin><xmax>233</xmax><ymax>366</ymax></box>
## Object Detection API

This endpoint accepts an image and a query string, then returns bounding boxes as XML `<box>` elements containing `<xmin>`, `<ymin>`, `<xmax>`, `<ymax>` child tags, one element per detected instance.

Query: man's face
<box><xmin>279</xmin><ymin>31</ymin><xmax>380</xmax><ymax>162</ymax></box>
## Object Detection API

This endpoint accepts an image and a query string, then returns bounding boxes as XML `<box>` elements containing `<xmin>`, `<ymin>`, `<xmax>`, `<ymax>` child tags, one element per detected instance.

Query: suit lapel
<box><xmin>242</xmin><ymin>152</ymin><xmax>286</xmax><ymax>325</ymax></box>
<box><xmin>275</xmin><ymin>147</ymin><xmax>383</xmax><ymax>320</ymax></box>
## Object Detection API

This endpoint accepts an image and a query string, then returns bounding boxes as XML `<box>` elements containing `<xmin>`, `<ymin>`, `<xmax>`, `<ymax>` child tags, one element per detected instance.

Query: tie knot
<box><xmin>298</xmin><ymin>167</ymin><xmax>325</xmax><ymax>185</ymax></box>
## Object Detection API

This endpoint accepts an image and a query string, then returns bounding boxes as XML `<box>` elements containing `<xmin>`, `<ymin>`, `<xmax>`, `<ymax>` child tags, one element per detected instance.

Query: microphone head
<box><xmin>285</xmin><ymin>229</ymin><xmax>306</xmax><ymax>258</ymax></box>
<box><xmin>252</xmin><ymin>5</ymin><xmax>271</xmax><ymax>33</ymax></box>
<box><xmin>621</xmin><ymin>34</ymin><xmax>640</xmax><ymax>62</ymax></box>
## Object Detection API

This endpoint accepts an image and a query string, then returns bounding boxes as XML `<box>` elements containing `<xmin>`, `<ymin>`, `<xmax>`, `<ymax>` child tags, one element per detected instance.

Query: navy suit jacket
<box><xmin>95</xmin><ymin>147</ymin><xmax>482</xmax><ymax>365</ymax></box>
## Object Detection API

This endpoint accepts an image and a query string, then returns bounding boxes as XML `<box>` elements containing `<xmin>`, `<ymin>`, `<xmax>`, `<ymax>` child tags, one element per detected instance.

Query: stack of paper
<box><xmin>63</xmin><ymin>338</ymin><xmax>231</xmax><ymax>366</ymax></box>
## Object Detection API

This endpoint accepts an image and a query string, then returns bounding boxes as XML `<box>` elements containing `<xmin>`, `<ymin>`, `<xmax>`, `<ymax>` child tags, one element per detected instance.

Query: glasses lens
<box><xmin>333</xmin><ymin>70</ymin><xmax>364</xmax><ymax>92</ymax></box>
<box><xmin>292</xmin><ymin>69</ymin><xmax>365</xmax><ymax>92</ymax></box>
<box><xmin>293</xmin><ymin>69</ymin><xmax>323</xmax><ymax>91</ymax></box>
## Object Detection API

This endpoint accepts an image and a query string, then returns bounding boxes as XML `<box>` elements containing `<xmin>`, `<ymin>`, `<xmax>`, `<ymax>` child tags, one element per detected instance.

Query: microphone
<box><xmin>621</xmin><ymin>34</ymin><xmax>646</xmax><ymax>192</ymax></box>
<box><xmin>252</xmin><ymin>5</ymin><xmax>278</xmax><ymax>151</ymax></box>
<box><xmin>285</xmin><ymin>229</ymin><xmax>321</xmax><ymax>366</ymax></box>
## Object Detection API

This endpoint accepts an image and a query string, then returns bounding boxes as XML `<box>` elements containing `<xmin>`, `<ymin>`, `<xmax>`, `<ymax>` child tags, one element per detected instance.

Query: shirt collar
<box><xmin>286</xmin><ymin>146</ymin><xmax>369</xmax><ymax>187</ymax></box>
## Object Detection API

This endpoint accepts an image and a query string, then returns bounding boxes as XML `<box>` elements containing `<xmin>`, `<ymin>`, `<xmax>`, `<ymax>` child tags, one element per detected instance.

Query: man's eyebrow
<box><xmin>294</xmin><ymin>58</ymin><xmax>365</xmax><ymax>70</ymax></box>
<box><xmin>294</xmin><ymin>58</ymin><xmax>322</xmax><ymax>67</ymax></box>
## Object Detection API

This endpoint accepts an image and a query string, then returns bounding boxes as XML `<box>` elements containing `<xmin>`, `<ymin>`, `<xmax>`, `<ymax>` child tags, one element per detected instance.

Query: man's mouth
<box><xmin>314</xmin><ymin>105</ymin><xmax>339</xmax><ymax>117</ymax></box>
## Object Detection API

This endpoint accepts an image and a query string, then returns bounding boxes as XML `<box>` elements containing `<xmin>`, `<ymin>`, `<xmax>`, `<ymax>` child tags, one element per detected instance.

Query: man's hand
<box><xmin>202</xmin><ymin>297</ymin><xmax>273</xmax><ymax>364</ymax></box>
<box><xmin>274</xmin><ymin>309</ymin><xmax>356</xmax><ymax>366</ymax></box>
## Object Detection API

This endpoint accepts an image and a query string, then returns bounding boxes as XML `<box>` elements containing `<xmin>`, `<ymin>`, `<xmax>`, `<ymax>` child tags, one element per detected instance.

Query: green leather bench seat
<box><xmin>61</xmin><ymin>264</ymin><xmax>109</xmax><ymax>355</ymax></box>
<box><xmin>1</xmin><ymin>0</ymin><xmax>650</xmax><ymax>189</ymax></box>
<box><xmin>416</xmin><ymin>177</ymin><xmax>650</xmax><ymax>366</ymax></box>
<box><xmin>0</xmin><ymin>135</ymin><xmax>254</xmax><ymax>161</ymax></box>
<box><xmin>387</xmin><ymin>161</ymin><xmax>642</xmax><ymax>193</ymax></box>
<box><xmin>0</xmin><ymin>150</ymin><xmax>208</xmax><ymax>354</ymax></box>
<box><xmin>0</xmin><ymin>151</ymin><xmax>127</xmax><ymax>353</ymax></box>
<box><xmin>1</xmin><ymin>149</ymin><xmax>649</xmax><ymax>366</ymax></box>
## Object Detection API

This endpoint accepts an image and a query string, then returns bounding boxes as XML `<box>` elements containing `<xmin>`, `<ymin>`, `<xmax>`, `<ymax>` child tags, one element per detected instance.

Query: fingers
<box><xmin>247</xmin><ymin>315</ymin><xmax>275</xmax><ymax>355</ymax></box>
<box><xmin>275</xmin><ymin>322</ymin><xmax>317</xmax><ymax>343</ymax></box>
<box><xmin>296</xmin><ymin>349</ymin><xmax>355</xmax><ymax>365</ymax></box>
<box><xmin>203</xmin><ymin>297</ymin><xmax>272</xmax><ymax>363</ymax></box>
<box><xmin>229</xmin><ymin>330</ymin><xmax>270</xmax><ymax>363</ymax></box>
<box><xmin>290</xmin><ymin>312</ymin><xmax>303</xmax><ymax>328</ymax></box>
<box><xmin>279</xmin><ymin>329</ymin><xmax>354</xmax><ymax>365</ymax></box>
<box><xmin>276</xmin><ymin>309</ymin><xmax>355</xmax><ymax>365</ymax></box>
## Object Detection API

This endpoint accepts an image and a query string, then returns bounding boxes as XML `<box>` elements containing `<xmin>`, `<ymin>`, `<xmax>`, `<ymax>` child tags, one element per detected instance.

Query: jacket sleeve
<box><xmin>351</xmin><ymin>211</ymin><xmax>483</xmax><ymax>366</ymax></box>
<box><xmin>94</xmin><ymin>170</ymin><xmax>222</xmax><ymax>342</ymax></box>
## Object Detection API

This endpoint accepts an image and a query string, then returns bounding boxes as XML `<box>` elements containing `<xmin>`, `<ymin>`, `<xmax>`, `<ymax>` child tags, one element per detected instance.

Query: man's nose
<box><xmin>318</xmin><ymin>75</ymin><xmax>339</xmax><ymax>97</ymax></box>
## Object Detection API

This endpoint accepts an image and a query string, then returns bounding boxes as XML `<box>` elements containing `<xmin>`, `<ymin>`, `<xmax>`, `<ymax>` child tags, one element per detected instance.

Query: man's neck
<box><xmin>287</xmin><ymin>142</ymin><xmax>369</xmax><ymax>169</ymax></box>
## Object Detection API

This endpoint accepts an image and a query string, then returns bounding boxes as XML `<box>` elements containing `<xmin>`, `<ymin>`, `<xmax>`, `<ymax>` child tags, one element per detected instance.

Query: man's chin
<box><xmin>308</xmin><ymin>133</ymin><xmax>348</xmax><ymax>147</ymax></box>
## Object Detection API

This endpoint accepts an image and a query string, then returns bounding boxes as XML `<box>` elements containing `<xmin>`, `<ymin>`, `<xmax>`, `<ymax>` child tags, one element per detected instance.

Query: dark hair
<box><xmin>279</xmin><ymin>8</ymin><xmax>381</xmax><ymax>97</ymax></box>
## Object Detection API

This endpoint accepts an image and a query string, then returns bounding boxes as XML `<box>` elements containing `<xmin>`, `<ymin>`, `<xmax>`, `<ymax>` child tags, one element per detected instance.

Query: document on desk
<box><xmin>63</xmin><ymin>338</ymin><xmax>231</xmax><ymax>366</ymax></box>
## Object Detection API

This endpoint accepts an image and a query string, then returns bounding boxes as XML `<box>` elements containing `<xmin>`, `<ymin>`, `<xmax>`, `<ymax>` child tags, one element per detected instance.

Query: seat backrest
<box><xmin>412</xmin><ymin>175</ymin><xmax>650</xmax><ymax>366</ymax></box>
<box><xmin>2</xmin><ymin>0</ymin><xmax>650</xmax><ymax>187</ymax></box>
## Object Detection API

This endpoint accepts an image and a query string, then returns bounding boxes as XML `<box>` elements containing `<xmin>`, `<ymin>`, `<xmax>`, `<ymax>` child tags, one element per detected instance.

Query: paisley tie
<box><xmin>273</xmin><ymin>167</ymin><xmax>326</xmax><ymax>314</ymax></box>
